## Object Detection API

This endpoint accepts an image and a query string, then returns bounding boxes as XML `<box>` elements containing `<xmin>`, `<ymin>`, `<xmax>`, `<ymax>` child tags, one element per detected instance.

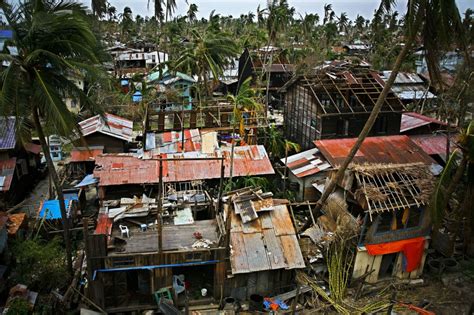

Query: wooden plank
<box><xmin>230</xmin><ymin>211</ymin><xmax>242</xmax><ymax>233</ymax></box>
<box><xmin>241</xmin><ymin>217</ymin><xmax>262</xmax><ymax>234</ymax></box>
<box><xmin>280</xmin><ymin>235</ymin><xmax>306</xmax><ymax>269</ymax></box>
<box><xmin>260</xmin><ymin>212</ymin><xmax>273</xmax><ymax>229</ymax></box>
<box><xmin>230</xmin><ymin>232</ymin><xmax>250</xmax><ymax>274</ymax></box>
<box><xmin>270</xmin><ymin>205</ymin><xmax>294</xmax><ymax>236</ymax></box>
<box><xmin>366</xmin><ymin>255</ymin><xmax>383</xmax><ymax>283</ymax></box>
<box><xmin>242</xmin><ymin>232</ymin><xmax>270</xmax><ymax>272</ymax></box>
<box><xmin>352</xmin><ymin>249</ymin><xmax>374</xmax><ymax>279</ymax></box>
<box><xmin>262</xmin><ymin>229</ymin><xmax>287</xmax><ymax>270</ymax></box>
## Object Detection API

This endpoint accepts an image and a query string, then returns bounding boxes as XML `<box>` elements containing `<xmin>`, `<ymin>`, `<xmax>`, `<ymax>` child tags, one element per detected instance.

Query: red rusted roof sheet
<box><xmin>93</xmin><ymin>145</ymin><xmax>274</xmax><ymax>187</ymax></box>
<box><xmin>409</xmin><ymin>134</ymin><xmax>457</xmax><ymax>156</ymax></box>
<box><xmin>0</xmin><ymin>158</ymin><xmax>16</xmax><ymax>192</ymax></box>
<box><xmin>70</xmin><ymin>146</ymin><xmax>104</xmax><ymax>162</ymax></box>
<box><xmin>280</xmin><ymin>148</ymin><xmax>332</xmax><ymax>178</ymax></box>
<box><xmin>314</xmin><ymin>135</ymin><xmax>435</xmax><ymax>167</ymax></box>
<box><xmin>400</xmin><ymin>112</ymin><xmax>447</xmax><ymax>133</ymax></box>
<box><xmin>79</xmin><ymin>113</ymin><xmax>133</xmax><ymax>142</ymax></box>
<box><xmin>95</xmin><ymin>213</ymin><xmax>113</xmax><ymax>241</ymax></box>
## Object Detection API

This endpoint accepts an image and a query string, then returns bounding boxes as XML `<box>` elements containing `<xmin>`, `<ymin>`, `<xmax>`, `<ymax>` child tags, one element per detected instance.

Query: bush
<box><xmin>11</xmin><ymin>237</ymin><xmax>68</xmax><ymax>292</ymax></box>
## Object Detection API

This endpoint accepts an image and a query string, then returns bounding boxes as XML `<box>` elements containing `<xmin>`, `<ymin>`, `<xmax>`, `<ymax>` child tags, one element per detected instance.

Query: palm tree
<box><xmin>91</xmin><ymin>0</ymin><xmax>107</xmax><ymax>18</ymax></box>
<box><xmin>354</xmin><ymin>14</ymin><xmax>365</xmax><ymax>33</ymax></box>
<box><xmin>226</xmin><ymin>77</ymin><xmax>264</xmax><ymax>183</ymax></box>
<box><xmin>148</xmin><ymin>0</ymin><xmax>164</xmax><ymax>22</ymax></box>
<box><xmin>187</xmin><ymin>3</ymin><xmax>198</xmax><ymax>23</ymax></box>
<box><xmin>107</xmin><ymin>5</ymin><xmax>117</xmax><ymax>21</ymax></box>
<box><xmin>337</xmin><ymin>12</ymin><xmax>349</xmax><ymax>33</ymax></box>
<box><xmin>172</xmin><ymin>28</ymin><xmax>238</xmax><ymax>97</ymax></box>
<box><xmin>323</xmin><ymin>3</ymin><xmax>332</xmax><ymax>25</ymax></box>
<box><xmin>0</xmin><ymin>0</ymin><xmax>103</xmax><ymax>275</ymax></box>
<box><xmin>165</xmin><ymin>0</ymin><xmax>177</xmax><ymax>22</ymax></box>
<box><xmin>301</xmin><ymin>0</ymin><xmax>469</xmax><ymax>231</ymax></box>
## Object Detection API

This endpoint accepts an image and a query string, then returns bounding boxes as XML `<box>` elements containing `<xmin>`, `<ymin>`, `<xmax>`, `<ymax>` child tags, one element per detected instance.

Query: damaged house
<box><xmin>312</xmin><ymin>135</ymin><xmax>439</xmax><ymax>283</ymax></box>
<box><xmin>279</xmin><ymin>66</ymin><xmax>405</xmax><ymax>149</ymax></box>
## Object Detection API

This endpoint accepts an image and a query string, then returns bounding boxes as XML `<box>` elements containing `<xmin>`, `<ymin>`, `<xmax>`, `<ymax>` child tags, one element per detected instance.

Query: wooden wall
<box><xmin>352</xmin><ymin>240</ymin><xmax>429</xmax><ymax>283</ymax></box>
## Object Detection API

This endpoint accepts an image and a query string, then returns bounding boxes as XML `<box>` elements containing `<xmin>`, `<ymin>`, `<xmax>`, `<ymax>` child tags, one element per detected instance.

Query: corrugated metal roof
<box><xmin>230</xmin><ymin>204</ymin><xmax>305</xmax><ymax>274</ymax></box>
<box><xmin>70</xmin><ymin>146</ymin><xmax>104</xmax><ymax>162</ymax></box>
<box><xmin>95</xmin><ymin>213</ymin><xmax>113</xmax><ymax>241</ymax></box>
<box><xmin>0</xmin><ymin>117</ymin><xmax>16</xmax><ymax>151</ymax></box>
<box><xmin>79</xmin><ymin>113</ymin><xmax>133</xmax><ymax>142</ymax></box>
<box><xmin>24</xmin><ymin>143</ymin><xmax>41</xmax><ymax>155</ymax></box>
<box><xmin>93</xmin><ymin>145</ymin><xmax>274</xmax><ymax>187</ymax></box>
<box><xmin>314</xmin><ymin>135</ymin><xmax>435</xmax><ymax>167</ymax></box>
<box><xmin>280</xmin><ymin>148</ymin><xmax>331</xmax><ymax>178</ymax></box>
<box><xmin>409</xmin><ymin>134</ymin><xmax>456</xmax><ymax>156</ymax></box>
<box><xmin>400</xmin><ymin>112</ymin><xmax>447</xmax><ymax>133</ymax></box>
<box><xmin>146</xmin><ymin>129</ymin><xmax>202</xmax><ymax>153</ymax></box>
<box><xmin>0</xmin><ymin>158</ymin><xmax>16</xmax><ymax>192</ymax></box>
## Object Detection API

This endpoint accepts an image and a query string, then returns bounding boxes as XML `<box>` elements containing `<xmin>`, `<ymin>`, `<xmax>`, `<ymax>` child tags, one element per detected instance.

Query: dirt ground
<box><xmin>351</xmin><ymin>259</ymin><xmax>474</xmax><ymax>315</ymax></box>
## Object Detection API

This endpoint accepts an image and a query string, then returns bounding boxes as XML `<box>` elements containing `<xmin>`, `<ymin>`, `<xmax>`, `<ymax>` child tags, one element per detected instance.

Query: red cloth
<box><xmin>366</xmin><ymin>237</ymin><xmax>425</xmax><ymax>272</ymax></box>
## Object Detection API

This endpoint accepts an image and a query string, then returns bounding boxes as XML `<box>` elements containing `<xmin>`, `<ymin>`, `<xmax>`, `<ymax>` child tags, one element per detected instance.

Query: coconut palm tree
<box><xmin>323</xmin><ymin>3</ymin><xmax>332</xmax><ymax>25</ymax></box>
<box><xmin>172</xmin><ymin>28</ymin><xmax>238</xmax><ymax>97</ymax></box>
<box><xmin>337</xmin><ymin>12</ymin><xmax>349</xmax><ymax>33</ymax></box>
<box><xmin>91</xmin><ymin>0</ymin><xmax>106</xmax><ymax>18</ymax></box>
<box><xmin>187</xmin><ymin>3</ymin><xmax>198</xmax><ymax>23</ymax></box>
<box><xmin>0</xmin><ymin>0</ymin><xmax>103</xmax><ymax>275</ymax></box>
<box><xmin>301</xmin><ymin>0</ymin><xmax>469</xmax><ymax>231</ymax></box>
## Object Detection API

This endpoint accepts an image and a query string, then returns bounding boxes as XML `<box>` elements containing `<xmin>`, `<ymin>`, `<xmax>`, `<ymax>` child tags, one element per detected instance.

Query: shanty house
<box><xmin>280</xmin><ymin>66</ymin><xmax>405</xmax><ymax>149</ymax></box>
<box><xmin>379</xmin><ymin>72</ymin><xmax>436</xmax><ymax>106</ymax></box>
<box><xmin>0</xmin><ymin>117</ymin><xmax>42</xmax><ymax>208</ymax></box>
<box><xmin>146</xmin><ymin>67</ymin><xmax>196</xmax><ymax>108</ymax></box>
<box><xmin>313</xmin><ymin>135</ymin><xmax>438</xmax><ymax>283</ymax></box>
<box><xmin>280</xmin><ymin>148</ymin><xmax>332</xmax><ymax>201</ymax></box>
<box><xmin>68</xmin><ymin>146</ymin><xmax>104</xmax><ymax>178</ymax></box>
<box><xmin>93</xmin><ymin>144</ymin><xmax>275</xmax><ymax>201</ymax></box>
<box><xmin>226</xmin><ymin>190</ymin><xmax>305</xmax><ymax>299</ymax></box>
<box><xmin>77</xmin><ymin>113</ymin><xmax>133</xmax><ymax>153</ymax></box>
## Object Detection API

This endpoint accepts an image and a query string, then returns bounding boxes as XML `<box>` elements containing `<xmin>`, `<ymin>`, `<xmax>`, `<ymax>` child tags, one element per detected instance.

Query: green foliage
<box><xmin>224</xmin><ymin>176</ymin><xmax>270</xmax><ymax>193</ymax></box>
<box><xmin>6</xmin><ymin>298</ymin><xmax>29</xmax><ymax>315</ymax></box>
<box><xmin>265</xmin><ymin>125</ymin><xmax>300</xmax><ymax>159</ymax></box>
<box><xmin>11</xmin><ymin>237</ymin><xmax>68</xmax><ymax>292</ymax></box>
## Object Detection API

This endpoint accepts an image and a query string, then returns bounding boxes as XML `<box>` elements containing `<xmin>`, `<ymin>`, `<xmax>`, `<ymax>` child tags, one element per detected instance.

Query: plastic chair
<box><xmin>119</xmin><ymin>225</ymin><xmax>129</xmax><ymax>238</ymax></box>
<box><xmin>154</xmin><ymin>287</ymin><xmax>173</xmax><ymax>305</ymax></box>
<box><xmin>172</xmin><ymin>275</ymin><xmax>185</xmax><ymax>295</ymax></box>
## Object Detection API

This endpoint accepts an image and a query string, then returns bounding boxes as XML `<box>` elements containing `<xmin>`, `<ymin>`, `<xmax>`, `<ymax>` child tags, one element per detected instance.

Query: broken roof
<box><xmin>0</xmin><ymin>117</ymin><xmax>16</xmax><ymax>150</ymax></box>
<box><xmin>352</xmin><ymin>163</ymin><xmax>434</xmax><ymax>217</ymax></box>
<box><xmin>70</xmin><ymin>146</ymin><xmax>104</xmax><ymax>162</ymax></box>
<box><xmin>315</xmin><ymin>135</ymin><xmax>436</xmax><ymax>167</ymax></box>
<box><xmin>79</xmin><ymin>113</ymin><xmax>133</xmax><ymax>142</ymax></box>
<box><xmin>0</xmin><ymin>158</ymin><xmax>16</xmax><ymax>192</ymax></box>
<box><xmin>280</xmin><ymin>148</ymin><xmax>331</xmax><ymax>178</ymax></box>
<box><xmin>93</xmin><ymin>145</ymin><xmax>274</xmax><ymax>186</ymax></box>
<box><xmin>230</xmin><ymin>203</ymin><xmax>305</xmax><ymax>274</ymax></box>
<box><xmin>145</xmin><ymin>129</ymin><xmax>203</xmax><ymax>153</ymax></box>
<box><xmin>281</xmin><ymin>67</ymin><xmax>405</xmax><ymax>114</ymax></box>
<box><xmin>400</xmin><ymin>112</ymin><xmax>447</xmax><ymax>133</ymax></box>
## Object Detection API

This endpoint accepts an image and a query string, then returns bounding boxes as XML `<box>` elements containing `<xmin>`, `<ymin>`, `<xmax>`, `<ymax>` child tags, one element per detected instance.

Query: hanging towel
<box><xmin>366</xmin><ymin>236</ymin><xmax>425</xmax><ymax>272</ymax></box>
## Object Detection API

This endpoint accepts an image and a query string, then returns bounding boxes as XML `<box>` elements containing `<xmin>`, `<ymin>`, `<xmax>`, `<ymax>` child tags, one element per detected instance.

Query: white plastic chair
<box><xmin>172</xmin><ymin>275</ymin><xmax>185</xmax><ymax>295</ymax></box>
<box><xmin>119</xmin><ymin>225</ymin><xmax>129</xmax><ymax>238</ymax></box>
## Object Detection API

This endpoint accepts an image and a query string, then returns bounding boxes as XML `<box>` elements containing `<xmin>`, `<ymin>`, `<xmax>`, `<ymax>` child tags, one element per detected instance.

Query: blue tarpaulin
<box><xmin>39</xmin><ymin>199</ymin><xmax>72</xmax><ymax>220</ymax></box>
<box><xmin>74</xmin><ymin>174</ymin><xmax>98</xmax><ymax>188</ymax></box>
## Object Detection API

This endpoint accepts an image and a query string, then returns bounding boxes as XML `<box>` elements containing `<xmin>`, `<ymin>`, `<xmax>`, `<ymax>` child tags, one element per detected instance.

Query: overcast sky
<box><xmin>92</xmin><ymin>0</ymin><xmax>472</xmax><ymax>20</ymax></box>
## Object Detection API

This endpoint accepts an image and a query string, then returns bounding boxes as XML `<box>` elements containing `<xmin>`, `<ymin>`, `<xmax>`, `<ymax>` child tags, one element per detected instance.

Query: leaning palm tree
<box><xmin>0</xmin><ymin>0</ymin><xmax>104</xmax><ymax>274</ymax></box>
<box><xmin>301</xmin><ymin>0</ymin><xmax>469</xmax><ymax>231</ymax></box>
<box><xmin>91</xmin><ymin>0</ymin><xmax>106</xmax><ymax>18</ymax></box>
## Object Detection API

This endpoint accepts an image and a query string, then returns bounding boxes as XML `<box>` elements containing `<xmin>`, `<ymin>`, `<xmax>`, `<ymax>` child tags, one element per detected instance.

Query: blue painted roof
<box><xmin>0</xmin><ymin>30</ymin><xmax>13</xmax><ymax>39</ymax></box>
<box><xmin>39</xmin><ymin>199</ymin><xmax>72</xmax><ymax>220</ymax></box>
<box><xmin>0</xmin><ymin>117</ymin><xmax>16</xmax><ymax>150</ymax></box>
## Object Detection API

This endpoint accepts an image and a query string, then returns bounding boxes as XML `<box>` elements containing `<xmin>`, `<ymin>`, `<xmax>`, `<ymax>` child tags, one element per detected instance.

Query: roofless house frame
<box><xmin>280</xmin><ymin>66</ymin><xmax>405</xmax><ymax>149</ymax></box>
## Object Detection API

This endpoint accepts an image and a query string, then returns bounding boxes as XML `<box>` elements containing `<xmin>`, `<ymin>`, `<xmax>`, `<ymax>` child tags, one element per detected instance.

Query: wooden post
<box><xmin>158</xmin><ymin>158</ymin><xmax>163</xmax><ymax>256</ymax></box>
<box><xmin>217</xmin><ymin>158</ymin><xmax>225</xmax><ymax>214</ymax></box>
<box><xmin>82</xmin><ymin>218</ymin><xmax>92</xmax><ymax>282</ymax></box>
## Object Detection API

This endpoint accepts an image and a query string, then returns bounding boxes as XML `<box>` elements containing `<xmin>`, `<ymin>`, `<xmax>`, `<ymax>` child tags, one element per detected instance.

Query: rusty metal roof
<box><xmin>281</xmin><ymin>148</ymin><xmax>331</xmax><ymax>178</ymax></box>
<box><xmin>409</xmin><ymin>134</ymin><xmax>457</xmax><ymax>156</ymax></box>
<box><xmin>95</xmin><ymin>213</ymin><xmax>113</xmax><ymax>241</ymax></box>
<box><xmin>314</xmin><ymin>135</ymin><xmax>435</xmax><ymax>167</ymax></box>
<box><xmin>93</xmin><ymin>145</ymin><xmax>274</xmax><ymax>186</ymax></box>
<box><xmin>230</xmin><ymin>204</ymin><xmax>305</xmax><ymax>274</ymax></box>
<box><xmin>79</xmin><ymin>113</ymin><xmax>133</xmax><ymax>142</ymax></box>
<box><xmin>0</xmin><ymin>158</ymin><xmax>16</xmax><ymax>192</ymax></box>
<box><xmin>400</xmin><ymin>112</ymin><xmax>447</xmax><ymax>133</ymax></box>
<box><xmin>145</xmin><ymin>129</ymin><xmax>202</xmax><ymax>153</ymax></box>
<box><xmin>70</xmin><ymin>146</ymin><xmax>104</xmax><ymax>162</ymax></box>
